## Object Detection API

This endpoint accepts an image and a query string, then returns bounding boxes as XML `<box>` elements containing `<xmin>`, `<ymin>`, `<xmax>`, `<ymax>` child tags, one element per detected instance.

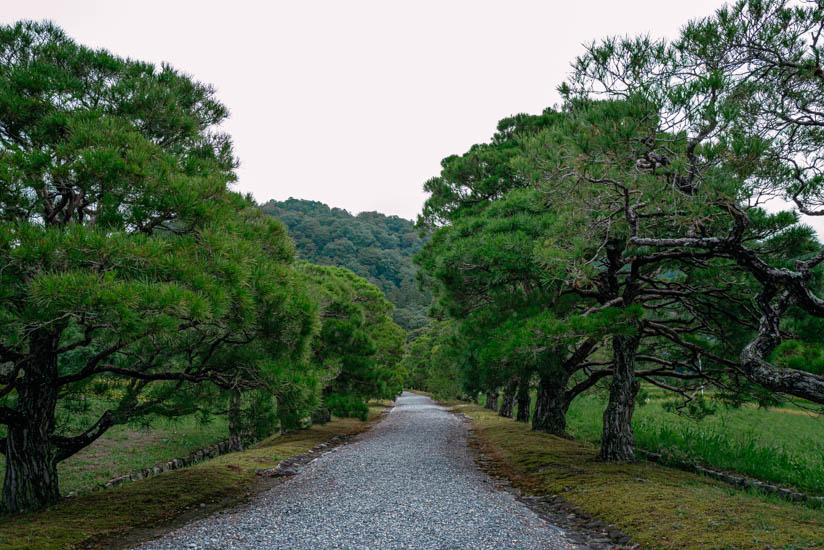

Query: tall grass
<box><xmin>565</xmin><ymin>393</ymin><xmax>824</xmax><ymax>495</ymax></box>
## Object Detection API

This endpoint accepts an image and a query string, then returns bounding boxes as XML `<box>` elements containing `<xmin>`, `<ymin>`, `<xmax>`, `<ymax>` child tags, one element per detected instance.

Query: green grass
<box><xmin>0</xmin><ymin>406</ymin><xmax>387</xmax><ymax>550</ymax></box>
<box><xmin>505</xmin><ymin>388</ymin><xmax>824</xmax><ymax>495</ymax></box>
<box><xmin>0</xmin><ymin>415</ymin><xmax>229</xmax><ymax>497</ymax></box>
<box><xmin>563</xmin><ymin>393</ymin><xmax>824</xmax><ymax>496</ymax></box>
<box><xmin>459</xmin><ymin>404</ymin><xmax>824</xmax><ymax>549</ymax></box>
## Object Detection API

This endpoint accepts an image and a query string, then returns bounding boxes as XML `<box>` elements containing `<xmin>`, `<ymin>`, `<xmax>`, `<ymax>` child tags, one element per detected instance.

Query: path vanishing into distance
<box><xmin>133</xmin><ymin>392</ymin><xmax>580</xmax><ymax>550</ymax></box>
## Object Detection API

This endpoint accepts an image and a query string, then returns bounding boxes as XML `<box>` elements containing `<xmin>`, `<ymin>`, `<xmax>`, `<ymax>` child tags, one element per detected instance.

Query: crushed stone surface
<box><xmin>133</xmin><ymin>392</ymin><xmax>581</xmax><ymax>549</ymax></box>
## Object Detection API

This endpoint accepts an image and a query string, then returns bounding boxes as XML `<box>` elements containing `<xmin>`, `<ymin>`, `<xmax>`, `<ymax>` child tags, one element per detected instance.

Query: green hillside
<box><xmin>261</xmin><ymin>198</ymin><xmax>431</xmax><ymax>331</ymax></box>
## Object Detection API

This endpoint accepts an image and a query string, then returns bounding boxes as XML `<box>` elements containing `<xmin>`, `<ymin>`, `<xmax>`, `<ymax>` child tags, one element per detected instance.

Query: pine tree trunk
<box><xmin>498</xmin><ymin>379</ymin><xmax>517</xmax><ymax>418</ymax></box>
<box><xmin>228</xmin><ymin>391</ymin><xmax>244</xmax><ymax>452</ymax></box>
<box><xmin>472</xmin><ymin>393</ymin><xmax>479</xmax><ymax>405</ymax></box>
<box><xmin>516</xmin><ymin>375</ymin><xmax>531</xmax><ymax>423</ymax></box>
<box><xmin>311</xmin><ymin>407</ymin><xmax>331</xmax><ymax>425</ymax></box>
<box><xmin>2</xmin><ymin>332</ymin><xmax>61</xmax><ymax>514</ymax></box>
<box><xmin>600</xmin><ymin>333</ymin><xmax>641</xmax><ymax>461</ymax></box>
<box><xmin>532</xmin><ymin>372</ymin><xmax>570</xmax><ymax>435</ymax></box>
<box><xmin>485</xmin><ymin>390</ymin><xmax>499</xmax><ymax>411</ymax></box>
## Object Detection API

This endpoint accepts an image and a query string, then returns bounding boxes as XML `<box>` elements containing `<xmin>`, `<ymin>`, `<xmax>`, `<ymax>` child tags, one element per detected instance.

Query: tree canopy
<box><xmin>412</xmin><ymin>0</ymin><xmax>824</xmax><ymax>462</ymax></box>
<box><xmin>297</xmin><ymin>262</ymin><xmax>405</xmax><ymax>420</ymax></box>
<box><xmin>262</xmin><ymin>198</ymin><xmax>431</xmax><ymax>331</ymax></box>
<box><xmin>0</xmin><ymin>21</ymin><xmax>404</xmax><ymax>514</ymax></box>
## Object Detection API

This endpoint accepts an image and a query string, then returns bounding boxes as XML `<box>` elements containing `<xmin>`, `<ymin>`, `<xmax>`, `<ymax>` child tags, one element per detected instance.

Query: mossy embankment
<box><xmin>0</xmin><ymin>405</ymin><xmax>388</xmax><ymax>550</ymax></box>
<box><xmin>457</xmin><ymin>404</ymin><xmax>824</xmax><ymax>550</ymax></box>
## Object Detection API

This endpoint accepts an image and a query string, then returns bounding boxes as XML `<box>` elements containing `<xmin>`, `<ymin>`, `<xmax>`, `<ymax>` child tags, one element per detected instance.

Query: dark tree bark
<box><xmin>630</xmin><ymin>234</ymin><xmax>824</xmax><ymax>405</ymax></box>
<box><xmin>736</xmin><ymin>287</ymin><xmax>824</xmax><ymax>403</ymax></box>
<box><xmin>227</xmin><ymin>391</ymin><xmax>244</xmax><ymax>452</ymax></box>
<box><xmin>532</xmin><ymin>371</ymin><xmax>571</xmax><ymax>435</ymax></box>
<box><xmin>485</xmin><ymin>390</ymin><xmax>499</xmax><ymax>411</ymax></box>
<box><xmin>515</xmin><ymin>375</ymin><xmax>531</xmax><ymax>423</ymax></box>
<box><xmin>599</xmin><ymin>333</ymin><xmax>641</xmax><ymax>461</ymax></box>
<box><xmin>498</xmin><ymin>379</ymin><xmax>517</xmax><ymax>418</ymax></box>
<box><xmin>311</xmin><ymin>407</ymin><xmax>332</xmax><ymax>425</ymax></box>
<box><xmin>2</xmin><ymin>331</ymin><xmax>61</xmax><ymax>514</ymax></box>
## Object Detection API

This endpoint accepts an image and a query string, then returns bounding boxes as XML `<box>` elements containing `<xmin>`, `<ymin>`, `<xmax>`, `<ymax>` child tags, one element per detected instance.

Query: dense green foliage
<box><xmin>412</xmin><ymin>0</ymin><xmax>824</xmax><ymax>465</ymax></box>
<box><xmin>297</xmin><ymin>263</ymin><xmax>405</xmax><ymax>420</ymax></box>
<box><xmin>262</xmin><ymin>199</ymin><xmax>431</xmax><ymax>331</ymax></box>
<box><xmin>0</xmin><ymin>21</ymin><xmax>403</xmax><ymax>514</ymax></box>
<box><xmin>400</xmin><ymin>321</ymin><xmax>463</xmax><ymax>399</ymax></box>
<box><xmin>7</xmin><ymin>0</ymin><xmax>824</xmax><ymax>523</ymax></box>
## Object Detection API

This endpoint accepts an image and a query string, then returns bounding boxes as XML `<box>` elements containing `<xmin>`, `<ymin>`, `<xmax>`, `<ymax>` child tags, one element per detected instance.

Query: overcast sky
<box><xmin>4</xmin><ymin>1</ymin><xmax>734</xmax><ymax>221</ymax></box>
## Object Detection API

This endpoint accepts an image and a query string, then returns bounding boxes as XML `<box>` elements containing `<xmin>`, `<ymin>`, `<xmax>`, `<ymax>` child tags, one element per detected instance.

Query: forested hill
<box><xmin>261</xmin><ymin>198</ymin><xmax>431</xmax><ymax>331</ymax></box>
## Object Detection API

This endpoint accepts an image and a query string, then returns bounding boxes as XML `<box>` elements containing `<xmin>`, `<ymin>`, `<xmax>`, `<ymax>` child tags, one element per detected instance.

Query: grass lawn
<box><xmin>461</xmin><ymin>404</ymin><xmax>824</xmax><ymax>550</ymax></box>
<box><xmin>0</xmin><ymin>404</ymin><xmax>387</xmax><ymax>550</ymax></box>
<box><xmin>564</xmin><ymin>392</ymin><xmax>824</xmax><ymax>496</ymax></box>
<box><xmin>501</xmin><ymin>386</ymin><xmax>824</xmax><ymax>496</ymax></box>
<box><xmin>0</xmin><ymin>415</ymin><xmax>230</xmax><ymax>497</ymax></box>
<box><xmin>0</xmin><ymin>394</ymin><xmax>232</xmax><ymax>498</ymax></box>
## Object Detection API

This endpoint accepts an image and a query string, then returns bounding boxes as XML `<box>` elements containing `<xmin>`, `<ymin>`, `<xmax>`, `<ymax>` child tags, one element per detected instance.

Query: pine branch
<box><xmin>51</xmin><ymin>411</ymin><xmax>114</xmax><ymax>462</ymax></box>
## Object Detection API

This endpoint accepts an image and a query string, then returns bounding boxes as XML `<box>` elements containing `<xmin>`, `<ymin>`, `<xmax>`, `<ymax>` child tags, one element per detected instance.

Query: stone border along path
<box><xmin>452</xmin><ymin>410</ymin><xmax>636</xmax><ymax>549</ymax></box>
<box><xmin>97</xmin><ymin>437</ymin><xmax>243</xmax><ymax>494</ymax></box>
<box><xmin>129</xmin><ymin>392</ymin><xmax>585</xmax><ymax>549</ymax></box>
<box><xmin>639</xmin><ymin>449</ymin><xmax>824</xmax><ymax>506</ymax></box>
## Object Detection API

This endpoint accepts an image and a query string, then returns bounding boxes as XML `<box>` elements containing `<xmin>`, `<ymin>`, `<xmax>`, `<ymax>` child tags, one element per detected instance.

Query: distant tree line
<box><xmin>0</xmin><ymin>22</ymin><xmax>404</xmax><ymax>514</ymax></box>
<box><xmin>261</xmin><ymin>199</ymin><xmax>431</xmax><ymax>332</ymax></box>
<box><xmin>406</xmin><ymin>0</ymin><xmax>824</xmax><ymax>462</ymax></box>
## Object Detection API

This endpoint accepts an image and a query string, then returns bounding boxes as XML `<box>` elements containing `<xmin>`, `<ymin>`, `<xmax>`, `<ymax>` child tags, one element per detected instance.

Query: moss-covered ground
<box><xmin>460</xmin><ymin>404</ymin><xmax>824</xmax><ymax>550</ymax></box>
<box><xmin>0</xmin><ymin>406</ymin><xmax>387</xmax><ymax>550</ymax></box>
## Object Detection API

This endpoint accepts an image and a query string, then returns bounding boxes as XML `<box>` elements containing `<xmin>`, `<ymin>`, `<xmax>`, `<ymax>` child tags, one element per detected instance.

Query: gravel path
<box><xmin>133</xmin><ymin>392</ymin><xmax>580</xmax><ymax>549</ymax></box>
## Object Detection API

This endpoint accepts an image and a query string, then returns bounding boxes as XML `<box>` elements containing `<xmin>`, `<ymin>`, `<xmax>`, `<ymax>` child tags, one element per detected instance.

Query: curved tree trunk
<box><xmin>515</xmin><ymin>375</ymin><xmax>531</xmax><ymax>423</ymax></box>
<box><xmin>532</xmin><ymin>372</ymin><xmax>570</xmax><ymax>435</ymax></box>
<box><xmin>498</xmin><ymin>380</ymin><xmax>517</xmax><ymax>418</ymax></box>
<box><xmin>2</xmin><ymin>332</ymin><xmax>60</xmax><ymax>514</ymax></box>
<box><xmin>740</xmin><ymin>289</ymin><xmax>824</xmax><ymax>403</ymax></box>
<box><xmin>485</xmin><ymin>390</ymin><xmax>499</xmax><ymax>411</ymax></box>
<box><xmin>600</xmin><ymin>333</ymin><xmax>641</xmax><ymax>461</ymax></box>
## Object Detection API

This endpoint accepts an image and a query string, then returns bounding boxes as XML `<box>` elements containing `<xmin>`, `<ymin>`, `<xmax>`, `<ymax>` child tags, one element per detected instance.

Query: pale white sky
<box><xmin>2</xmin><ymin>1</ymin><xmax>745</xmax><ymax>221</ymax></box>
